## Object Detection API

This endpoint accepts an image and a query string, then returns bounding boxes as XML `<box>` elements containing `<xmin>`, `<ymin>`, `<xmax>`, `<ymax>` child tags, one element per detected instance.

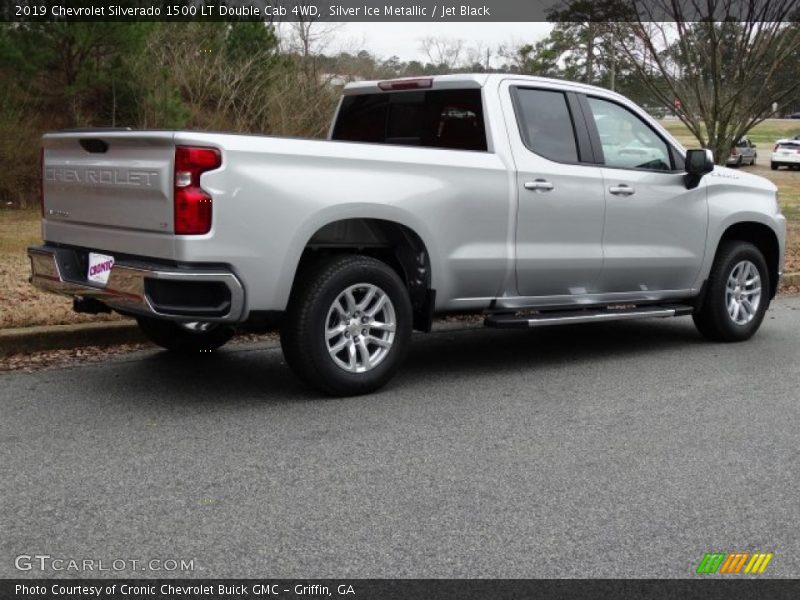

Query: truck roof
<box><xmin>342</xmin><ymin>73</ymin><xmax>621</xmax><ymax>99</ymax></box>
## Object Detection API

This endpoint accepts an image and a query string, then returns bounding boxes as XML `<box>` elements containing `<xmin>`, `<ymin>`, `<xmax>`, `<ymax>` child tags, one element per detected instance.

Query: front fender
<box><xmin>694</xmin><ymin>210</ymin><xmax>786</xmax><ymax>292</ymax></box>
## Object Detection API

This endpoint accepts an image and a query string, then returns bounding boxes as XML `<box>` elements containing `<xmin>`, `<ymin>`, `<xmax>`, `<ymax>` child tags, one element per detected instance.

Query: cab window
<box><xmin>332</xmin><ymin>89</ymin><xmax>487</xmax><ymax>151</ymax></box>
<box><xmin>586</xmin><ymin>97</ymin><xmax>672</xmax><ymax>171</ymax></box>
<box><xmin>512</xmin><ymin>88</ymin><xmax>579</xmax><ymax>163</ymax></box>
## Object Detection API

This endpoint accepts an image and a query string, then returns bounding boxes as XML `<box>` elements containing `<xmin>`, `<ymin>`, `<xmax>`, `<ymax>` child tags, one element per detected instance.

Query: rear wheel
<box><xmin>771</xmin><ymin>162</ymin><xmax>778</xmax><ymax>170</ymax></box>
<box><xmin>136</xmin><ymin>316</ymin><xmax>234</xmax><ymax>352</ymax></box>
<box><xmin>280</xmin><ymin>255</ymin><xmax>412</xmax><ymax>396</ymax></box>
<box><xmin>693</xmin><ymin>241</ymin><xmax>769</xmax><ymax>342</ymax></box>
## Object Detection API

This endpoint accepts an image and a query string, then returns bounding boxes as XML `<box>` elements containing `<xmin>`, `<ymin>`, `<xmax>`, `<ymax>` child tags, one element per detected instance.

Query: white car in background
<box><xmin>771</xmin><ymin>138</ymin><xmax>800</xmax><ymax>170</ymax></box>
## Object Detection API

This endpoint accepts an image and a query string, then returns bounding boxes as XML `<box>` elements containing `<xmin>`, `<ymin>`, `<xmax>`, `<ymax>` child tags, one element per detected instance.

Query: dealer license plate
<box><xmin>87</xmin><ymin>252</ymin><xmax>115</xmax><ymax>286</ymax></box>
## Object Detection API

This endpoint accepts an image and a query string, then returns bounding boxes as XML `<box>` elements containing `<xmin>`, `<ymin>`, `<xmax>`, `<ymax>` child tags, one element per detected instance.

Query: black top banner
<box><xmin>3</xmin><ymin>0</ymin><xmax>800</xmax><ymax>23</ymax></box>
<box><xmin>4</xmin><ymin>579</ymin><xmax>800</xmax><ymax>600</ymax></box>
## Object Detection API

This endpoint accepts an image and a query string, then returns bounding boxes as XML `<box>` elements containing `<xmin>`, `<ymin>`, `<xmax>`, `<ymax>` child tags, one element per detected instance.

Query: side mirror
<box><xmin>686</xmin><ymin>148</ymin><xmax>714</xmax><ymax>174</ymax></box>
<box><xmin>685</xmin><ymin>148</ymin><xmax>714</xmax><ymax>189</ymax></box>
<box><xmin>752</xmin><ymin>143</ymin><xmax>757</xmax><ymax>148</ymax></box>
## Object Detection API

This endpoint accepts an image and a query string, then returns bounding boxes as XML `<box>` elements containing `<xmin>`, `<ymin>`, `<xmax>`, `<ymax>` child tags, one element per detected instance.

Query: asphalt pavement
<box><xmin>2</xmin><ymin>295</ymin><xmax>800</xmax><ymax>578</ymax></box>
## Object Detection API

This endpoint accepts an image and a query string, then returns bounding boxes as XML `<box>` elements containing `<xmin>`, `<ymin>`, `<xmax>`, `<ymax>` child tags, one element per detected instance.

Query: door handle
<box><xmin>524</xmin><ymin>179</ymin><xmax>554</xmax><ymax>192</ymax></box>
<box><xmin>609</xmin><ymin>184</ymin><xmax>635</xmax><ymax>196</ymax></box>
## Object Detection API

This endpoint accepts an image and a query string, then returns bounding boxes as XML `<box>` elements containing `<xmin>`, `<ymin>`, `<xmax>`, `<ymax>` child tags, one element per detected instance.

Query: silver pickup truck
<box><xmin>29</xmin><ymin>74</ymin><xmax>786</xmax><ymax>395</ymax></box>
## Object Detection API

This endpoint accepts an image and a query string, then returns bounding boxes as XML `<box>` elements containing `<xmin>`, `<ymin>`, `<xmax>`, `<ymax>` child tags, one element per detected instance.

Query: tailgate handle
<box><xmin>79</xmin><ymin>139</ymin><xmax>109</xmax><ymax>153</ymax></box>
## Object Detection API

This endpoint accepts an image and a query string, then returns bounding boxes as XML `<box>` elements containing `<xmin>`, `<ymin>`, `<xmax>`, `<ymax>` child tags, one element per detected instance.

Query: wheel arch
<box><xmin>716</xmin><ymin>221</ymin><xmax>781</xmax><ymax>299</ymax></box>
<box><xmin>288</xmin><ymin>216</ymin><xmax>436</xmax><ymax>332</ymax></box>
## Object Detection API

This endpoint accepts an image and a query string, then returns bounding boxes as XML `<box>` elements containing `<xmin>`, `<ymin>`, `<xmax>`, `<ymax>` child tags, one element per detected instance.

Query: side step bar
<box><xmin>484</xmin><ymin>305</ymin><xmax>694</xmax><ymax>329</ymax></box>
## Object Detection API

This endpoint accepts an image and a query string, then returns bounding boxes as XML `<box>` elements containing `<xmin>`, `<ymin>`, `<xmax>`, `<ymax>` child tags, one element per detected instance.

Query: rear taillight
<box><xmin>174</xmin><ymin>146</ymin><xmax>221</xmax><ymax>235</ymax></box>
<box><xmin>39</xmin><ymin>147</ymin><xmax>44</xmax><ymax>217</ymax></box>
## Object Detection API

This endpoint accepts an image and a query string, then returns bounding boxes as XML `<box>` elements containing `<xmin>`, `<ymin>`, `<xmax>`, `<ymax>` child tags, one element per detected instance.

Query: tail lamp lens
<box><xmin>174</xmin><ymin>146</ymin><xmax>221</xmax><ymax>235</ymax></box>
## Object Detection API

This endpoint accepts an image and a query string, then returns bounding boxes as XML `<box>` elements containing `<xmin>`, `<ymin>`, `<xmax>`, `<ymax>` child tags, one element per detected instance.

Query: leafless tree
<box><xmin>273</xmin><ymin>15</ymin><xmax>346</xmax><ymax>136</ymax></box>
<box><xmin>610</xmin><ymin>0</ymin><xmax>800</xmax><ymax>163</ymax></box>
<box><xmin>419</xmin><ymin>37</ymin><xmax>464</xmax><ymax>70</ymax></box>
<box><xmin>464</xmin><ymin>42</ymin><xmax>492</xmax><ymax>70</ymax></box>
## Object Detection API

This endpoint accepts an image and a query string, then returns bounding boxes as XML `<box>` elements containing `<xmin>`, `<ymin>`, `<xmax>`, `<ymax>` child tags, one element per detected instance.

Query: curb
<box><xmin>0</xmin><ymin>320</ymin><xmax>145</xmax><ymax>357</ymax></box>
<box><xmin>2</xmin><ymin>275</ymin><xmax>798</xmax><ymax>357</ymax></box>
<box><xmin>0</xmin><ymin>316</ymin><xmax>486</xmax><ymax>358</ymax></box>
<box><xmin>783</xmin><ymin>272</ymin><xmax>800</xmax><ymax>287</ymax></box>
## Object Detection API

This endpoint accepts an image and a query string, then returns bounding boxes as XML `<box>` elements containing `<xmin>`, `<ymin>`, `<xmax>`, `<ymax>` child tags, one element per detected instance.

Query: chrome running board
<box><xmin>484</xmin><ymin>305</ymin><xmax>694</xmax><ymax>329</ymax></box>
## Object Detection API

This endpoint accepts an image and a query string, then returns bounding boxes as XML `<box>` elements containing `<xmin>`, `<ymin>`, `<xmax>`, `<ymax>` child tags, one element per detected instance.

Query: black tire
<box><xmin>751</xmin><ymin>153</ymin><xmax>757</xmax><ymax>165</ymax></box>
<box><xmin>136</xmin><ymin>316</ymin><xmax>234</xmax><ymax>352</ymax></box>
<box><xmin>280</xmin><ymin>255</ymin><xmax>412</xmax><ymax>396</ymax></box>
<box><xmin>692</xmin><ymin>241</ymin><xmax>770</xmax><ymax>342</ymax></box>
<box><xmin>771</xmin><ymin>162</ymin><xmax>778</xmax><ymax>170</ymax></box>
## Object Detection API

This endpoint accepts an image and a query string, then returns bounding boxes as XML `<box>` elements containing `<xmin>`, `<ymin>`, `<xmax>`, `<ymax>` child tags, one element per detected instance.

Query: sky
<box><xmin>319</xmin><ymin>22</ymin><xmax>554</xmax><ymax>65</ymax></box>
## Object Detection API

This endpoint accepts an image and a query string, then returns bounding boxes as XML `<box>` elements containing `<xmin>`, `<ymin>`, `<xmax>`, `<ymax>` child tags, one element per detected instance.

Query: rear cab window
<box><xmin>331</xmin><ymin>89</ymin><xmax>487</xmax><ymax>151</ymax></box>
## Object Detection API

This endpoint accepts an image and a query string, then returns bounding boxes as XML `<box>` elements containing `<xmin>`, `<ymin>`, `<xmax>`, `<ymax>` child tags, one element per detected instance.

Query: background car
<box><xmin>727</xmin><ymin>136</ymin><xmax>757</xmax><ymax>166</ymax></box>
<box><xmin>771</xmin><ymin>138</ymin><xmax>800</xmax><ymax>170</ymax></box>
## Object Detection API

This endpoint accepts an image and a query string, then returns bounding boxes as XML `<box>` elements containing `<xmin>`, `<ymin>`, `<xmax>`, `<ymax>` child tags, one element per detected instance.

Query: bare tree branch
<box><xmin>607</xmin><ymin>0</ymin><xmax>800</xmax><ymax>162</ymax></box>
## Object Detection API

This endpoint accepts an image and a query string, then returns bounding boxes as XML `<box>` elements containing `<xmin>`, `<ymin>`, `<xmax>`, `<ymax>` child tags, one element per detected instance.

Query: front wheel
<box><xmin>771</xmin><ymin>162</ymin><xmax>778</xmax><ymax>170</ymax></box>
<box><xmin>280</xmin><ymin>255</ymin><xmax>412</xmax><ymax>396</ymax></box>
<box><xmin>693</xmin><ymin>241</ymin><xmax>770</xmax><ymax>342</ymax></box>
<box><xmin>136</xmin><ymin>316</ymin><xmax>235</xmax><ymax>352</ymax></box>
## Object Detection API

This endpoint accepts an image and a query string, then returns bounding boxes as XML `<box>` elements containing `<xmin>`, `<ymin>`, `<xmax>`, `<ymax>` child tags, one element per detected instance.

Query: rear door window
<box><xmin>511</xmin><ymin>88</ymin><xmax>580</xmax><ymax>163</ymax></box>
<box><xmin>332</xmin><ymin>89</ymin><xmax>487</xmax><ymax>151</ymax></box>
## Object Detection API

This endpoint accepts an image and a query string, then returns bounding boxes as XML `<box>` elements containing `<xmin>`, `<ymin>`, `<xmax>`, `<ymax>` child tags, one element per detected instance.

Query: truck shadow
<box><xmin>402</xmin><ymin>318</ymin><xmax>704</xmax><ymax>378</ymax></box>
<box><xmin>125</xmin><ymin>317</ymin><xmax>706</xmax><ymax>404</ymax></box>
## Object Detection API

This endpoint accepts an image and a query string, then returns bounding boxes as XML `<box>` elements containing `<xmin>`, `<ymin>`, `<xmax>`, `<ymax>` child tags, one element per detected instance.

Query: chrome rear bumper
<box><xmin>28</xmin><ymin>245</ymin><xmax>245</xmax><ymax>323</ymax></box>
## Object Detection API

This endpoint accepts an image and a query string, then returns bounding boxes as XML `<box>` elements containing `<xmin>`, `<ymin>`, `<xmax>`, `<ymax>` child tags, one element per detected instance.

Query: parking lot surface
<box><xmin>2</xmin><ymin>296</ymin><xmax>800</xmax><ymax>578</ymax></box>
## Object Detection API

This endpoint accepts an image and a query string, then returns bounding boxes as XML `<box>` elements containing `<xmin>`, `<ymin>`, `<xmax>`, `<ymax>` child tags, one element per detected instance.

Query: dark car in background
<box><xmin>727</xmin><ymin>137</ymin><xmax>757</xmax><ymax>166</ymax></box>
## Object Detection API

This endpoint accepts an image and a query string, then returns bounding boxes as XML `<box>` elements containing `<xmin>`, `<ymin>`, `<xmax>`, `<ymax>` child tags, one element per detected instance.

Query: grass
<box><xmin>0</xmin><ymin>209</ymin><xmax>41</xmax><ymax>254</ymax></box>
<box><xmin>660</xmin><ymin>118</ymin><xmax>800</xmax><ymax>148</ymax></box>
<box><xmin>1</xmin><ymin>119</ymin><xmax>799</xmax><ymax>329</ymax></box>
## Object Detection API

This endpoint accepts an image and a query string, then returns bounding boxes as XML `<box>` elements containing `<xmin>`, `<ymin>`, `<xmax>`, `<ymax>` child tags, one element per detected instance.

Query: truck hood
<box><xmin>708</xmin><ymin>166</ymin><xmax>777</xmax><ymax>193</ymax></box>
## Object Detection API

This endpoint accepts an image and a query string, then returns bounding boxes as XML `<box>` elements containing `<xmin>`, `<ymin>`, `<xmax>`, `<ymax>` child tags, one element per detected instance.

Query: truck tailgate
<box><xmin>43</xmin><ymin>131</ymin><xmax>175</xmax><ymax>233</ymax></box>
